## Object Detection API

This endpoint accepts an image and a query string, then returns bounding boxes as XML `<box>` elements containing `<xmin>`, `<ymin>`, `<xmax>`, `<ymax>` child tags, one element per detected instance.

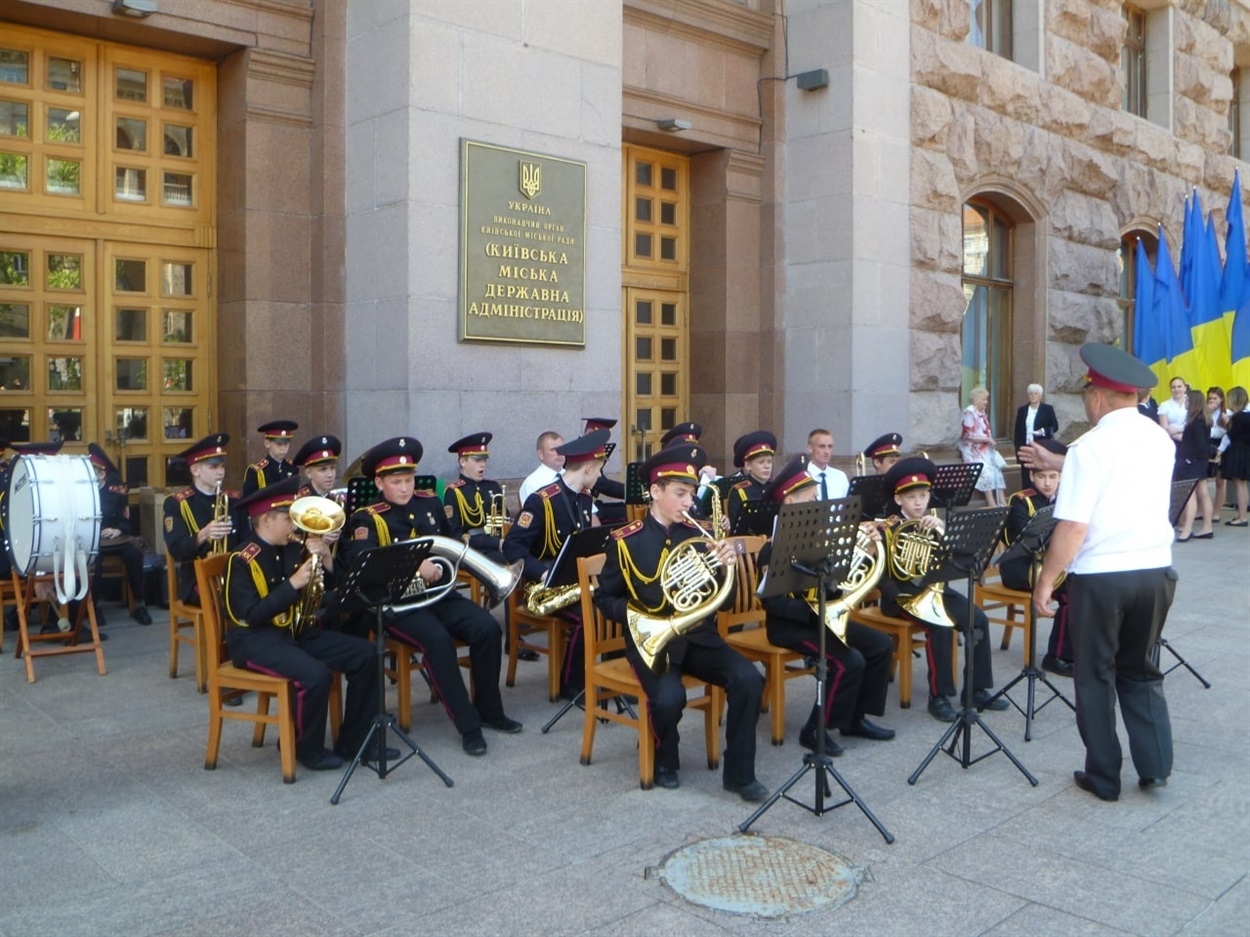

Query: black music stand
<box><xmin>1157</xmin><ymin>478</ymin><xmax>1210</xmax><ymax>688</ymax></box>
<box><xmin>624</xmin><ymin>462</ymin><xmax>648</xmax><ymax>506</ymax></box>
<box><xmin>981</xmin><ymin>505</ymin><xmax>1075</xmax><ymax>740</ymax></box>
<box><xmin>731</xmin><ymin>499</ymin><xmax>779</xmax><ymax>537</ymax></box>
<box><xmin>739</xmin><ymin>496</ymin><xmax>894</xmax><ymax>844</ymax></box>
<box><xmin>929</xmin><ymin>462</ymin><xmax>982</xmax><ymax>516</ymax></box>
<box><xmin>330</xmin><ymin>540</ymin><xmax>454</xmax><ymax>805</ymax></box>
<box><xmin>907</xmin><ymin>506</ymin><xmax>1039</xmax><ymax>787</ymax></box>
<box><xmin>847</xmin><ymin>474</ymin><xmax>887</xmax><ymax>520</ymax></box>
<box><xmin>539</xmin><ymin>524</ymin><xmax>636</xmax><ymax>734</ymax></box>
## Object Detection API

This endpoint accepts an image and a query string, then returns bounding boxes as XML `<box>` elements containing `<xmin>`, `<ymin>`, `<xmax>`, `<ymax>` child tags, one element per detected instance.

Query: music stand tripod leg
<box><xmin>1155</xmin><ymin>637</ymin><xmax>1211</xmax><ymax>688</ymax></box>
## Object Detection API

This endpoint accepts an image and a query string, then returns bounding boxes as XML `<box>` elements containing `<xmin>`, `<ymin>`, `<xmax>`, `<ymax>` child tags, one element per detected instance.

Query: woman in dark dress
<box><xmin>1174</xmin><ymin>390</ymin><xmax>1213</xmax><ymax>541</ymax></box>
<box><xmin>1221</xmin><ymin>386</ymin><xmax>1250</xmax><ymax>527</ymax></box>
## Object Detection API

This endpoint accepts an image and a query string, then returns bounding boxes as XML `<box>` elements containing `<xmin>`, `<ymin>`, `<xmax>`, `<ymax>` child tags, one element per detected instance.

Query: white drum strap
<box><xmin>52</xmin><ymin>482</ymin><xmax>90</xmax><ymax>605</ymax></box>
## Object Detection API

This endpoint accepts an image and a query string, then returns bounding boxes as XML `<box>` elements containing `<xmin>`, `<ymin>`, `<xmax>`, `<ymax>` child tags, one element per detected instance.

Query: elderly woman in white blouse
<box><xmin>958</xmin><ymin>386</ymin><xmax>1006</xmax><ymax>507</ymax></box>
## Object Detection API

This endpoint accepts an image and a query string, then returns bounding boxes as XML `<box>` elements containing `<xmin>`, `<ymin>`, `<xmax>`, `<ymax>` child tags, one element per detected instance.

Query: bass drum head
<box><xmin>4</xmin><ymin>455</ymin><xmax>101</xmax><ymax>576</ymax></box>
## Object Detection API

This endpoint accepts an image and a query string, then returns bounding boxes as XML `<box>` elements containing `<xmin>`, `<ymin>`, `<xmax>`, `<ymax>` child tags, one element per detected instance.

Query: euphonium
<box><xmin>884</xmin><ymin>515</ymin><xmax>954</xmax><ymax>628</ymax></box>
<box><xmin>628</xmin><ymin>501</ymin><xmax>737</xmax><ymax>674</ymax></box>
<box><xmin>390</xmin><ymin>535</ymin><xmax>523</xmax><ymax>613</ymax></box>
<box><xmin>209</xmin><ymin>482</ymin><xmax>230</xmax><ymax>556</ymax></box>
<box><xmin>287</xmin><ymin>496</ymin><xmax>347</xmax><ymax>635</ymax></box>
<box><xmin>806</xmin><ymin>525</ymin><xmax>886</xmax><ymax>643</ymax></box>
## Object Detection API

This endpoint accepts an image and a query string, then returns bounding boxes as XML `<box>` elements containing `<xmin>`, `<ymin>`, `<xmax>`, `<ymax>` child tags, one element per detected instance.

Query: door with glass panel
<box><xmin>622</xmin><ymin>146</ymin><xmax>690</xmax><ymax>462</ymax></box>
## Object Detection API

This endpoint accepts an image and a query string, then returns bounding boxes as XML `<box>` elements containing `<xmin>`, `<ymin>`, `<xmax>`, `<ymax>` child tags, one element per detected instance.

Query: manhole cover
<box><xmin>655</xmin><ymin>834</ymin><xmax>863</xmax><ymax>918</ymax></box>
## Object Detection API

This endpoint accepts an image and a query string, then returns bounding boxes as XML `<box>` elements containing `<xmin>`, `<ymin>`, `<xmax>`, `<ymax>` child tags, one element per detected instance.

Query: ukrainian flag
<box><xmin>1222</xmin><ymin>172</ymin><xmax>1249</xmax><ymax>389</ymax></box>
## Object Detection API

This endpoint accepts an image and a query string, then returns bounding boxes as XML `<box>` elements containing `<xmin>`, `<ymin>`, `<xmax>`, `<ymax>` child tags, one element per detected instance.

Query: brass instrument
<box><xmin>524</xmin><ymin>579</ymin><xmax>582</xmax><ymax>616</ymax></box>
<box><xmin>389</xmin><ymin>534</ymin><xmax>523</xmax><ymax>613</ymax></box>
<box><xmin>483</xmin><ymin>484</ymin><xmax>508</xmax><ymax>539</ymax></box>
<box><xmin>287</xmin><ymin>496</ymin><xmax>347</xmax><ymax>635</ymax></box>
<box><xmin>806</xmin><ymin>525</ymin><xmax>886</xmax><ymax>643</ymax></box>
<box><xmin>628</xmin><ymin>500</ymin><xmax>737</xmax><ymax>673</ymax></box>
<box><xmin>855</xmin><ymin>451</ymin><xmax>866</xmax><ymax>476</ymax></box>
<box><xmin>884</xmin><ymin>515</ymin><xmax>954</xmax><ymax>628</ymax></box>
<box><xmin>209</xmin><ymin>482</ymin><xmax>230</xmax><ymax>556</ymax></box>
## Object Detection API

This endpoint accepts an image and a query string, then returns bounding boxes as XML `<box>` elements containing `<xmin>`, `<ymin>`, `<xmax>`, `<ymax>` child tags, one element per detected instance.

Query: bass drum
<box><xmin>5</xmin><ymin>455</ymin><xmax>101</xmax><ymax>598</ymax></box>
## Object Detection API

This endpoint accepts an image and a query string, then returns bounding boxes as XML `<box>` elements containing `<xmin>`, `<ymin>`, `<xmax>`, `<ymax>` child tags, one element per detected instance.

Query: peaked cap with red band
<box><xmin>235</xmin><ymin>475</ymin><xmax>300</xmax><ymax>518</ymax></box>
<box><xmin>883</xmin><ymin>456</ymin><xmax>937</xmax><ymax>498</ymax></box>
<box><xmin>258</xmin><ymin>420</ymin><xmax>298</xmax><ymax>440</ymax></box>
<box><xmin>362</xmin><ymin>437</ymin><xmax>423</xmax><ymax>477</ymax></box>
<box><xmin>293</xmin><ymin>434</ymin><xmax>341</xmax><ymax>468</ymax></box>
<box><xmin>865</xmin><ymin>432</ymin><xmax>902</xmax><ymax>460</ymax></box>
<box><xmin>582</xmin><ymin>417</ymin><xmax>617</xmax><ymax>433</ymax></box>
<box><xmin>660</xmin><ymin>422</ymin><xmax>703</xmax><ymax>447</ymax></box>
<box><xmin>641</xmin><ymin>444</ymin><xmax>707</xmax><ymax>487</ymax></box>
<box><xmin>762</xmin><ymin>453</ymin><xmax>816</xmax><ymax>503</ymax></box>
<box><xmin>732</xmin><ymin>430</ymin><xmax>777</xmax><ymax>468</ymax></box>
<box><xmin>557</xmin><ymin>428</ymin><xmax>610</xmax><ymax>465</ymax></box>
<box><xmin>1080</xmin><ymin>342</ymin><xmax>1157</xmax><ymax>393</ymax></box>
<box><xmin>176</xmin><ymin>433</ymin><xmax>228</xmax><ymax>466</ymax></box>
<box><xmin>448</xmin><ymin>432</ymin><xmax>492</xmax><ymax>457</ymax></box>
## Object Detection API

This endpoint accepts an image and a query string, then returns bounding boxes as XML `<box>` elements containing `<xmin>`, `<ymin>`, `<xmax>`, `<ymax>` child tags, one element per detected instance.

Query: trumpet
<box><xmin>483</xmin><ymin>484</ymin><xmax>508</xmax><ymax>539</ymax></box>
<box><xmin>209</xmin><ymin>482</ymin><xmax>230</xmax><ymax>556</ymax></box>
<box><xmin>284</xmin><ymin>496</ymin><xmax>348</xmax><ymax>635</ymax></box>
<box><xmin>627</xmin><ymin>499</ymin><xmax>737</xmax><ymax>673</ymax></box>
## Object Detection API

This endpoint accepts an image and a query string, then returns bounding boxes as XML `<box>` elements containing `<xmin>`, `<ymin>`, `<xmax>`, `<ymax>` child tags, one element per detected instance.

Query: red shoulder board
<box><xmin>611</xmin><ymin>519</ymin><xmax>644</xmax><ymax>540</ymax></box>
<box><xmin>107</xmin><ymin>483</ymin><xmax>128</xmax><ymax>494</ymax></box>
<box><xmin>251</xmin><ymin>458</ymin><xmax>270</xmax><ymax>471</ymax></box>
<box><xmin>173</xmin><ymin>487</ymin><xmax>194</xmax><ymax>502</ymax></box>
<box><xmin>414</xmin><ymin>489</ymin><xmax>439</xmax><ymax>499</ymax></box>
<box><xmin>445</xmin><ymin>478</ymin><xmax>465</xmax><ymax>490</ymax></box>
<box><xmin>1010</xmin><ymin>488</ymin><xmax>1037</xmax><ymax>503</ymax></box>
<box><xmin>364</xmin><ymin>502</ymin><xmax>389</xmax><ymax>516</ymax></box>
<box><xmin>226</xmin><ymin>489</ymin><xmax>242</xmax><ymax>499</ymax></box>
<box><xmin>238</xmin><ymin>543</ymin><xmax>261</xmax><ymax>563</ymax></box>
<box><xmin>538</xmin><ymin>482</ymin><xmax>563</xmax><ymax>499</ymax></box>
<box><xmin>730</xmin><ymin>479</ymin><xmax>750</xmax><ymax>491</ymax></box>
<box><xmin>297</xmin><ymin>485</ymin><xmax>312</xmax><ymax>498</ymax></box>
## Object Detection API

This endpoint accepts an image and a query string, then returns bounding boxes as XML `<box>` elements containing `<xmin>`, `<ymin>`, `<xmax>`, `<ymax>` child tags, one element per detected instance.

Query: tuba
<box><xmin>209</xmin><ymin>482</ymin><xmax>230</xmax><ymax>556</ymax></box>
<box><xmin>806</xmin><ymin>524</ymin><xmax>886</xmax><ymax>643</ymax></box>
<box><xmin>390</xmin><ymin>535</ymin><xmax>523</xmax><ymax>613</ymax></box>
<box><xmin>883</xmin><ymin>515</ymin><xmax>954</xmax><ymax>628</ymax></box>
<box><xmin>287</xmin><ymin>496</ymin><xmax>347</xmax><ymax>635</ymax></box>
<box><xmin>628</xmin><ymin>500</ymin><xmax>738</xmax><ymax>674</ymax></box>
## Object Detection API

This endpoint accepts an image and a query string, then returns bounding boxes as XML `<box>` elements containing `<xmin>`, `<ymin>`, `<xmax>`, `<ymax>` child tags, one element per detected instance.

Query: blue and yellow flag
<box><xmin>1223</xmin><ymin>172</ymin><xmax>1249</xmax><ymax>389</ymax></box>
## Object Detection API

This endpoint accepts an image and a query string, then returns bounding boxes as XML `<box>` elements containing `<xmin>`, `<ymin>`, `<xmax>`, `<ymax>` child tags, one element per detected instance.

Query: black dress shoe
<box><xmin>298</xmin><ymin>749</ymin><xmax>344</xmax><ymax>771</ymax></box>
<box><xmin>518</xmin><ymin>648</ymin><xmax>540</xmax><ymax>662</ymax></box>
<box><xmin>724</xmin><ymin>779</ymin><xmax>769</xmax><ymax>803</ymax></box>
<box><xmin>1042</xmin><ymin>655</ymin><xmax>1074</xmax><ymax>678</ymax></box>
<box><xmin>845</xmin><ymin>717</ymin><xmax>895</xmax><ymax>741</ymax></box>
<box><xmin>482</xmin><ymin>716</ymin><xmax>523</xmax><ymax>734</ymax></box>
<box><xmin>1138</xmin><ymin>776</ymin><xmax>1168</xmax><ymax>789</ymax></box>
<box><xmin>927</xmin><ymin>695</ymin><xmax>957</xmax><ymax>722</ymax></box>
<box><xmin>462</xmin><ymin>730</ymin><xmax>487</xmax><ymax>756</ymax></box>
<box><xmin>1073</xmin><ymin>770</ymin><xmax>1118</xmax><ymax>801</ymax></box>
<box><xmin>132</xmin><ymin>605</ymin><xmax>153</xmax><ymax>626</ymax></box>
<box><xmin>799</xmin><ymin>724</ymin><xmax>844</xmax><ymax>756</ymax></box>
<box><xmin>973</xmin><ymin>689</ymin><xmax>1009</xmax><ymax>711</ymax></box>
<box><xmin>654</xmin><ymin>768</ymin><xmax>680</xmax><ymax>790</ymax></box>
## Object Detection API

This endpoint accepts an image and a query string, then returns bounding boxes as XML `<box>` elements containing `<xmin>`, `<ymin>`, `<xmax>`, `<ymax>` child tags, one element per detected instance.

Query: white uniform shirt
<box><xmin>806</xmin><ymin>462</ymin><xmax>849</xmax><ymax>499</ymax></box>
<box><xmin>1054</xmin><ymin>406</ymin><xmax>1174</xmax><ymax>575</ymax></box>
<box><xmin>518</xmin><ymin>464</ymin><xmax>559</xmax><ymax>505</ymax></box>
<box><xmin>1158</xmin><ymin>398</ymin><xmax>1187</xmax><ymax>432</ymax></box>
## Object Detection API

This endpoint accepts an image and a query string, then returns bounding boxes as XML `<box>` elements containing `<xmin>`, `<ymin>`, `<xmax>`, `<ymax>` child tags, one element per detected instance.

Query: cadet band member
<box><xmin>1033</xmin><ymin>344</ymin><xmax>1177</xmax><ymax>801</ymax></box>
<box><xmin>224</xmin><ymin>476</ymin><xmax>383</xmax><ymax>772</ymax></box>
<box><xmin>294</xmin><ymin>434</ymin><xmax>343</xmax><ymax>501</ymax></box>
<box><xmin>163</xmin><ymin>433</ymin><xmax>238</xmax><ymax>605</ymax></box>
<box><xmin>583</xmin><ymin>417</ymin><xmax>627</xmax><ymax>524</ymax></box>
<box><xmin>594</xmin><ymin>444</ymin><xmax>768</xmax><ymax>801</ymax></box>
<box><xmin>503</xmin><ymin>429</ymin><xmax>608</xmax><ymax>699</ymax></box>
<box><xmin>879</xmin><ymin>457</ymin><xmax>1008</xmax><ymax>723</ymax></box>
<box><xmin>345</xmin><ymin>437</ymin><xmax>522</xmax><ymax>756</ymax></box>
<box><xmin>89</xmin><ymin>443</ymin><xmax>151</xmax><ymax>625</ymax></box>
<box><xmin>999</xmin><ymin>438</ymin><xmax>1074</xmax><ymax>677</ymax></box>
<box><xmin>727</xmin><ymin>430</ymin><xmax>776</xmax><ymax>530</ymax></box>
<box><xmin>758</xmin><ymin>454</ymin><xmax>895</xmax><ymax>754</ymax></box>
<box><xmin>865</xmin><ymin>433</ymin><xmax>903</xmax><ymax>474</ymax></box>
<box><xmin>242</xmin><ymin>420</ymin><xmax>299</xmax><ymax>497</ymax></box>
<box><xmin>443</xmin><ymin>432</ymin><xmax>507</xmax><ymax>563</ymax></box>
<box><xmin>518</xmin><ymin>431</ymin><xmax>565</xmax><ymax>505</ymax></box>
<box><xmin>805</xmin><ymin>428</ymin><xmax>849</xmax><ymax>500</ymax></box>
<box><xmin>661</xmin><ymin>422</ymin><xmax>724</xmax><ymax>517</ymax></box>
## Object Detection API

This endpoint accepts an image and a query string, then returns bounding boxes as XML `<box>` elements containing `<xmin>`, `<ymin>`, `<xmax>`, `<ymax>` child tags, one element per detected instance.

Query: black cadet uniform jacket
<box><xmin>443</xmin><ymin>475</ymin><xmax>506</xmax><ymax>558</ymax></box>
<box><xmin>163</xmin><ymin>487</ymin><xmax>242</xmax><ymax>602</ymax></box>
<box><xmin>242</xmin><ymin>457</ymin><xmax>296</xmax><ymax>498</ymax></box>
<box><xmin>503</xmin><ymin>478</ymin><xmax>594</xmax><ymax>582</ymax></box>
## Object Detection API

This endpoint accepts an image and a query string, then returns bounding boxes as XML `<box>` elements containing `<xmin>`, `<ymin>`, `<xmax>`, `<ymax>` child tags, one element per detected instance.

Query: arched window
<box><xmin>1117</xmin><ymin>229</ymin><xmax>1158</xmax><ymax>353</ymax></box>
<box><xmin>961</xmin><ymin>200</ymin><xmax>1013</xmax><ymax>436</ymax></box>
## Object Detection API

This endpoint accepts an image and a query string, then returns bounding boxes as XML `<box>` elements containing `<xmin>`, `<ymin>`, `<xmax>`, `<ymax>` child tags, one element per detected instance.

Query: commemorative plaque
<box><xmin>459</xmin><ymin>139</ymin><xmax>587</xmax><ymax>346</ymax></box>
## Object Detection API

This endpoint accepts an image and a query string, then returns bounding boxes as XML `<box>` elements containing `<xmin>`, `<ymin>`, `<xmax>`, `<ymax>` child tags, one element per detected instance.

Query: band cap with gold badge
<box><xmin>865</xmin><ymin>433</ymin><xmax>902</xmax><ymax>462</ymax></box>
<box><xmin>556</xmin><ymin>428</ymin><xmax>610</xmax><ymax>465</ymax></box>
<box><xmin>660</xmin><ymin>422</ymin><xmax>703</xmax><ymax>448</ymax></box>
<box><xmin>361</xmin><ymin>436</ymin><xmax>423</xmax><ymax>477</ymax></box>
<box><xmin>176</xmin><ymin>432</ymin><xmax>229</xmax><ymax>466</ymax></box>
<box><xmin>732</xmin><ymin>430</ymin><xmax>776</xmax><ymax>468</ymax></box>
<box><xmin>258</xmin><ymin>420</ymin><xmax>298</xmax><ymax>441</ymax></box>
<box><xmin>640</xmin><ymin>443</ymin><xmax>707</xmax><ymax>487</ymax></box>
<box><xmin>762</xmin><ymin>453</ymin><xmax>816</xmax><ymax>503</ymax></box>
<box><xmin>882</xmin><ymin>456</ymin><xmax>937</xmax><ymax>499</ymax></box>
<box><xmin>448</xmin><ymin>432</ymin><xmax>492</xmax><ymax>460</ymax></box>
<box><xmin>235</xmin><ymin>474</ymin><xmax>301</xmax><ymax>519</ymax></box>
<box><xmin>582</xmin><ymin>417</ymin><xmax>617</xmax><ymax>434</ymax></box>
<box><xmin>293</xmin><ymin>435</ymin><xmax>342</xmax><ymax>468</ymax></box>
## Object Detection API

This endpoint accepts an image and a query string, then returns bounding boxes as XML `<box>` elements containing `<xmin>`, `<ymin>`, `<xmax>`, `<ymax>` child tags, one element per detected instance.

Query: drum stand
<box><xmin>331</xmin><ymin>542</ymin><xmax>454</xmax><ymax>805</ymax></box>
<box><xmin>739</xmin><ymin>497</ymin><xmax>894</xmax><ymax>844</ymax></box>
<box><xmin>908</xmin><ymin>507</ymin><xmax>1038</xmax><ymax>787</ymax></box>
<box><xmin>982</xmin><ymin>505</ymin><xmax>1074</xmax><ymax>741</ymax></box>
<box><xmin>11</xmin><ymin>573</ymin><xmax>107</xmax><ymax>683</ymax></box>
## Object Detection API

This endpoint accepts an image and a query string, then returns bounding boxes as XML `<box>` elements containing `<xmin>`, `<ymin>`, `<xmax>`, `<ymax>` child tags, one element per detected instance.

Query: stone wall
<box><xmin>908</xmin><ymin>0</ymin><xmax>1250</xmax><ymax>447</ymax></box>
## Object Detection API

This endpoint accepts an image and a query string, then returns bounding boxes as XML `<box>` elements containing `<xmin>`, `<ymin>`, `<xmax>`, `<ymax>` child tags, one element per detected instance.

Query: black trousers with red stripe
<box><xmin>766</xmin><ymin>616</ymin><xmax>892</xmax><ymax>731</ymax></box>
<box><xmin>920</xmin><ymin>588</ymin><xmax>994</xmax><ymax>699</ymax></box>
<box><xmin>227</xmin><ymin>625</ymin><xmax>378</xmax><ymax>761</ymax></box>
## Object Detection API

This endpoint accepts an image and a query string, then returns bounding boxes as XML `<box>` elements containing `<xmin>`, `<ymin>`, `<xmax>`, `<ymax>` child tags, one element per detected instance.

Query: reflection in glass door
<box><xmin>624</xmin><ymin>288</ymin><xmax>687</xmax><ymax>462</ymax></box>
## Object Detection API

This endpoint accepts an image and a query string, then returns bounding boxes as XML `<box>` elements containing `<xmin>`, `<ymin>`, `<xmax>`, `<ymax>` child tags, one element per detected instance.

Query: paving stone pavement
<box><xmin>2</xmin><ymin>524</ymin><xmax>1247</xmax><ymax>936</ymax></box>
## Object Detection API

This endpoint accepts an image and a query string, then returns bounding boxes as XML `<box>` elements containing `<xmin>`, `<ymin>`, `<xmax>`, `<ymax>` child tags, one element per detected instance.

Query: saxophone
<box><xmin>627</xmin><ymin>498</ymin><xmax>738</xmax><ymax>674</ymax></box>
<box><xmin>209</xmin><ymin>482</ymin><xmax>230</xmax><ymax>556</ymax></box>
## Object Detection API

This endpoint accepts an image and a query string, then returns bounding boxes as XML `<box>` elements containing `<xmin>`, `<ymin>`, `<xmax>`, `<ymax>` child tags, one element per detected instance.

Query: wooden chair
<box><xmin>195</xmin><ymin>554</ymin><xmax>341</xmax><ymax>784</ymax></box>
<box><xmin>98</xmin><ymin>552</ymin><xmax>136</xmax><ymax>614</ymax></box>
<box><xmin>505</xmin><ymin>586</ymin><xmax>571</xmax><ymax>702</ymax></box>
<box><xmin>0</xmin><ymin>574</ymin><xmax>17</xmax><ymax>654</ymax></box>
<box><xmin>974</xmin><ymin>563</ymin><xmax>1034</xmax><ymax>665</ymax></box>
<box><xmin>577</xmin><ymin>554</ymin><xmax>722</xmax><ymax>790</ymax></box>
<box><xmin>849</xmin><ymin>597</ymin><xmax>937</xmax><ymax>709</ymax></box>
<box><xmin>167</xmin><ymin>548</ymin><xmax>207</xmax><ymax>691</ymax></box>
<box><xmin>718</xmin><ymin>535</ymin><xmax>814</xmax><ymax>746</ymax></box>
<box><xmin>384</xmin><ymin>634</ymin><xmax>472</xmax><ymax>732</ymax></box>
<box><xmin>624</xmin><ymin>503</ymin><xmax>648</xmax><ymax>523</ymax></box>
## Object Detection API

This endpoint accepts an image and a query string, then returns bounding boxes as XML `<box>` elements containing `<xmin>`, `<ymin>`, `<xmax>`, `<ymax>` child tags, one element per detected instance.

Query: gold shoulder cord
<box><xmin>371</xmin><ymin>511</ymin><xmax>392</xmax><ymax>547</ymax></box>
<box><xmin>256</xmin><ymin>466</ymin><xmax>267</xmax><ymax>489</ymax></box>
<box><xmin>615</xmin><ymin>538</ymin><xmax>670</xmax><ymax>613</ymax></box>
<box><xmin>453</xmin><ymin>487</ymin><xmax>485</xmax><ymax>527</ymax></box>
<box><xmin>542</xmin><ymin>500</ymin><xmax>565</xmax><ymax>558</ymax></box>
<box><xmin>223</xmin><ymin>554</ymin><xmax>270</xmax><ymax>626</ymax></box>
<box><xmin>179</xmin><ymin>498</ymin><xmax>202</xmax><ymax>535</ymax></box>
